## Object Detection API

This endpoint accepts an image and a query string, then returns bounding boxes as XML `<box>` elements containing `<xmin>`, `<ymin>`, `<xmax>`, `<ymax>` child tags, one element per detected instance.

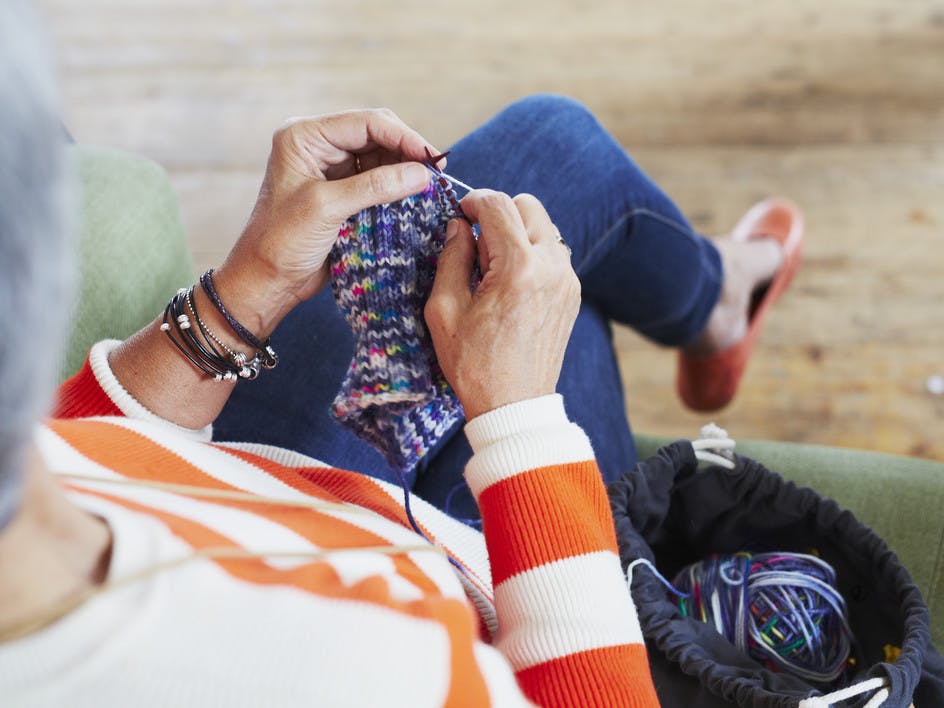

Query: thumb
<box><xmin>429</xmin><ymin>219</ymin><xmax>476</xmax><ymax>309</ymax></box>
<box><xmin>317</xmin><ymin>162</ymin><xmax>430</xmax><ymax>220</ymax></box>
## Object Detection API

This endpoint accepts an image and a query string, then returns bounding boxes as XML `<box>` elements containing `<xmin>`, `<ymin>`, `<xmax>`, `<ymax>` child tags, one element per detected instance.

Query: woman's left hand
<box><xmin>214</xmin><ymin>108</ymin><xmax>438</xmax><ymax>336</ymax></box>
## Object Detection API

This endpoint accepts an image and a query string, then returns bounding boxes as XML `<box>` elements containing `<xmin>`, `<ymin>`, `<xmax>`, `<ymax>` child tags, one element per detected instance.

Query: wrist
<box><xmin>458</xmin><ymin>383</ymin><xmax>559</xmax><ymax>422</ymax></box>
<box><xmin>210</xmin><ymin>259</ymin><xmax>302</xmax><ymax>340</ymax></box>
<box><xmin>464</xmin><ymin>394</ymin><xmax>568</xmax><ymax>451</ymax></box>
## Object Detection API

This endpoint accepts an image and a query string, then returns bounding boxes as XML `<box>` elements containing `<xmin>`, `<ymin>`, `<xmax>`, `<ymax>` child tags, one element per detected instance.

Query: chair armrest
<box><xmin>62</xmin><ymin>145</ymin><xmax>195</xmax><ymax>380</ymax></box>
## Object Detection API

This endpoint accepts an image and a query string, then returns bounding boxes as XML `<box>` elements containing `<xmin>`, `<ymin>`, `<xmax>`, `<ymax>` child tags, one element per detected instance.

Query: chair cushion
<box><xmin>61</xmin><ymin>145</ymin><xmax>195</xmax><ymax>379</ymax></box>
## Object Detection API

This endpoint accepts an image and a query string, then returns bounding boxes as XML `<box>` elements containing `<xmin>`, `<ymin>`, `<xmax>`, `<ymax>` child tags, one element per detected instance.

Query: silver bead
<box><xmin>159</xmin><ymin>323</ymin><xmax>170</xmax><ymax>331</ymax></box>
<box><xmin>177</xmin><ymin>314</ymin><xmax>189</xmax><ymax>323</ymax></box>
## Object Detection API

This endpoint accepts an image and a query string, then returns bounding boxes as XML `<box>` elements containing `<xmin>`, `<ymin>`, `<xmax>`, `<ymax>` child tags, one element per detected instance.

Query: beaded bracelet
<box><xmin>184</xmin><ymin>289</ymin><xmax>263</xmax><ymax>380</ymax></box>
<box><xmin>159</xmin><ymin>287</ymin><xmax>269</xmax><ymax>382</ymax></box>
<box><xmin>199</xmin><ymin>269</ymin><xmax>278</xmax><ymax>369</ymax></box>
<box><xmin>160</xmin><ymin>289</ymin><xmax>240</xmax><ymax>382</ymax></box>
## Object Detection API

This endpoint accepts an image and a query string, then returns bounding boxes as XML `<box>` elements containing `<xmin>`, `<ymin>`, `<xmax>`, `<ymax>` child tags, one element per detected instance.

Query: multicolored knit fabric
<box><xmin>328</xmin><ymin>182</ymin><xmax>463</xmax><ymax>472</ymax></box>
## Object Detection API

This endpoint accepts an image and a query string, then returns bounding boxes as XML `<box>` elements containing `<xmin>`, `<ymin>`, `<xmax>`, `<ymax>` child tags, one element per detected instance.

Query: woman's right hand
<box><xmin>109</xmin><ymin>108</ymin><xmax>439</xmax><ymax>430</ymax></box>
<box><xmin>213</xmin><ymin>108</ymin><xmax>438</xmax><ymax>338</ymax></box>
<box><xmin>424</xmin><ymin>190</ymin><xmax>581</xmax><ymax>421</ymax></box>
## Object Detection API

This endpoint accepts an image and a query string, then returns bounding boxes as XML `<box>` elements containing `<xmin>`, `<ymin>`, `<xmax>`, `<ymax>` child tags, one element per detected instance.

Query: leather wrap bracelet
<box><xmin>199</xmin><ymin>269</ymin><xmax>278</xmax><ymax>369</ymax></box>
<box><xmin>159</xmin><ymin>278</ymin><xmax>277</xmax><ymax>382</ymax></box>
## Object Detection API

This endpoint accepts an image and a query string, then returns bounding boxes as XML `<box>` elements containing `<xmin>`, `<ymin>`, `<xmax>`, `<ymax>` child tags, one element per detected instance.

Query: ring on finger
<box><xmin>354</xmin><ymin>154</ymin><xmax>363</xmax><ymax>174</ymax></box>
<box><xmin>554</xmin><ymin>228</ymin><xmax>572</xmax><ymax>256</ymax></box>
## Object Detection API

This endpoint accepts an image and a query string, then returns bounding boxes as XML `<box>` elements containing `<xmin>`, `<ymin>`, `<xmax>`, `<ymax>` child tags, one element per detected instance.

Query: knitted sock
<box><xmin>328</xmin><ymin>182</ymin><xmax>464</xmax><ymax>473</ymax></box>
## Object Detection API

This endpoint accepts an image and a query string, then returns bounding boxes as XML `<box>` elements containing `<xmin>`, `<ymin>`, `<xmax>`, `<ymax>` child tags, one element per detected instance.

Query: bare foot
<box><xmin>685</xmin><ymin>236</ymin><xmax>783</xmax><ymax>357</ymax></box>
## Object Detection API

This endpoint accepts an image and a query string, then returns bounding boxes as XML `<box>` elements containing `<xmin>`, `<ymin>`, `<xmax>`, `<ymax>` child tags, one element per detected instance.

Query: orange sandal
<box><xmin>676</xmin><ymin>198</ymin><xmax>805</xmax><ymax>412</ymax></box>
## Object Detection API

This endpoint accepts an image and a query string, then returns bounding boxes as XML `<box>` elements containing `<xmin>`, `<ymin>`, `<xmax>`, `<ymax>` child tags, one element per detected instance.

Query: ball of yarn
<box><xmin>673</xmin><ymin>552</ymin><xmax>853</xmax><ymax>683</ymax></box>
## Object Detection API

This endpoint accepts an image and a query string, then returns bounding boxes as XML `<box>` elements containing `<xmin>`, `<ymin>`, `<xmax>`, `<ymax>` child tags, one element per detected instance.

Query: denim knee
<box><xmin>496</xmin><ymin>94</ymin><xmax>603</xmax><ymax>151</ymax></box>
<box><xmin>503</xmin><ymin>93</ymin><xmax>594</xmax><ymax>122</ymax></box>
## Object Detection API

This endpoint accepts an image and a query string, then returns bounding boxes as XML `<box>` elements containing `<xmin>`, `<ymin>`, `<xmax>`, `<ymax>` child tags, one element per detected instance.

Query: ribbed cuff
<box><xmin>463</xmin><ymin>395</ymin><xmax>595</xmax><ymax>499</ymax></box>
<box><xmin>90</xmin><ymin>340</ymin><xmax>213</xmax><ymax>442</ymax></box>
<box><xmin>464</xmin><ymin>394</ymin><xmax>568</xmax><ymax>452</ymax></box>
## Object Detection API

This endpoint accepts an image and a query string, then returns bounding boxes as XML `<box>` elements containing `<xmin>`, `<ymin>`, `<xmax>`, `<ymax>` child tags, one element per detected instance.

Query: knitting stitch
<box><xmin>328</xmin><ymin>181</ymin><xmax>463</xmax><ymax>472</ymax></box>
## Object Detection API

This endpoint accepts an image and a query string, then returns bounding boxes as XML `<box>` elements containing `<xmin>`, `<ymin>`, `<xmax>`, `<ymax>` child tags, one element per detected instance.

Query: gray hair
<box><xmin>0</xmin><ymin>0</ymin><xmax>73</xmax><ymax>529</ymax></box>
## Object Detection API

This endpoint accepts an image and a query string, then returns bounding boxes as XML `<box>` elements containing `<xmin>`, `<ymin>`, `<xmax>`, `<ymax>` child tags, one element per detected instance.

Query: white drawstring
<box><xmin>862</xmin><ymin>688</ymin><xmax>890</xmax><ymax>708</ymax></box>
<box><xmin>797</xmin><ymin>677</ymin><xmax>889</xmax><ymax>707</ymax></box>
<box><xmin>691</xmin><ymin>422</ymin><xmax>737</xmax><ymax>469</ymax></box>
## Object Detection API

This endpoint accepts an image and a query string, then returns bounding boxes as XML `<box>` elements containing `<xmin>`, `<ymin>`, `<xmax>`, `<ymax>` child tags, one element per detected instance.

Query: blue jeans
<box><xmin>215</xmin><ymin>95</ymin><xmax>722</xmax><ymax>524</ymax></box>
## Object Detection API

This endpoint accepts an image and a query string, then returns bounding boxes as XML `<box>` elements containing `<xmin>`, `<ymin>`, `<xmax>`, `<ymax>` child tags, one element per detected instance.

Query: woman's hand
<box><xmin>424</xmin><ymin>191</ymin><xmax>581</xmax><ymax>421</ymax></box>
<box><xmin>108</xmin><ymin>109</ymin><xmax>437</xmax><ymax>429</ymax></box>
<box><xmin>215</xmin><ymin>108</ymin><xmax>438</xmax><ymax>336</ymax></box>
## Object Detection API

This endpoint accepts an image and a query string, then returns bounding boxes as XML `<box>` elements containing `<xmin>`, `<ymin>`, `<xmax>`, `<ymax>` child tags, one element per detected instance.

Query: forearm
<box><xmin>108</xmin><ymin>260</ymin><xmax>300</xmax><ymax>429</ymax></box>
<box><xmin>464</xmin><ymin>395</ymin><xmax>659</xmax><ymax>707</ymax></box>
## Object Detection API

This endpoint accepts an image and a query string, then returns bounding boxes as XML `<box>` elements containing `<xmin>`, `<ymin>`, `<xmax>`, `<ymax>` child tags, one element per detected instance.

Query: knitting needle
<box><xmin>423</xmin><ymin>165</ymin><xmax>476</xmax><ymax>196</ymax></box>
<box><xmin>422</xmin><ymin>147</ymin><xmax>476</xmax><ymax>194</ymax></box>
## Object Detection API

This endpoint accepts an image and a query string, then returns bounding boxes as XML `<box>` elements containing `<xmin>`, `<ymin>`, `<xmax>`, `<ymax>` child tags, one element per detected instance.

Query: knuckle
<box><xmin>479</xmin><ymin>191</ymin><xmax>513</xmax><ymax>211</ymax></box>
<box><xmin>375</xmin><ymin>107</ymin><xmax>399</xmax><ymax>121</ymax></box>
<box><xmin>513</xmin><ymin>260</ymin><xmax>540</xmax><ymax>291</ymax></box>
<box><xmin>424</xmin><ymin>297</ymin><xmax>449</xmax><ymax>331</ymax></box>
<box><xmin>271</xmin><ymin>119</ymin><xmax>298</xmax><ymax>148</ymax></box>
<box><xmin>365</xmin><ymin>169</ymin><xmax>391</xmax><ymax>196</ymax></box>
<box><xmin>512</xmin><ymin>193</ymin><xmax>540</xmax><ymax>208</ymax></box>
<box><xmin>438</xmin><ymin>237</ymin><xmax>459</xmax><ymax>261</ymax></box>
<box><xmin>423</xmin><ymin>298</ymin><xmax>440</xmax><ymax>326</ymax></box>
<box><xmin>569</xmin><ymin>273</ymin><xmax>582</xmax><ymax>300</ymax></box>
<box><xmin>307</xmin><ymin>187</ymin><xmax>335</xmax><ymax>220</ymax></box>
<box><xmin>567</xmin><ymin>273</ymin><xmax>582</xmax><ymax>308</ymax></box>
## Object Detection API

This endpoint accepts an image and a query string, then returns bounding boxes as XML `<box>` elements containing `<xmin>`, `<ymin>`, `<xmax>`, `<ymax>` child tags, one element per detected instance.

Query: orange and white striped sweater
<box><xmin>2</xmin><ymin>340</ymin><xmax>659</xmax><ymax>707</ymax></box>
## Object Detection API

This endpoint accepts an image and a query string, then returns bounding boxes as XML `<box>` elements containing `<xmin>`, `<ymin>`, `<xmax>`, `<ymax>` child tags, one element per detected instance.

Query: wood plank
<box><xmin>39</xmin><ymin>0</ymin><xmax>944</xmax><ymax>158</ymax></box>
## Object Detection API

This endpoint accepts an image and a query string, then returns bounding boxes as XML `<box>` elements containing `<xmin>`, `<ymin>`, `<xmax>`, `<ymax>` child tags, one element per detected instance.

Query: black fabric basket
<box><xmin>608</xmin><ymin>440</ymin><xmax>944</xmax><ymax>707</ymax></box>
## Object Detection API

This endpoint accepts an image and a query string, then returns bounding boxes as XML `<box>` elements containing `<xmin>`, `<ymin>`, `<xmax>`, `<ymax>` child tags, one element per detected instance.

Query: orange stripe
<box><xmin>50</xmin><ymin>419</ymin><xmax>442</xmax><ymax>595</ymax></box>
<box><xmin>425</xmin><ymin>596</ymin><xmax>491</xmax><ymax>707</ymax></box>
<box><xmin>515</xmin><ymin>644</ymin><xmax>659</xmax><ymax>708</ymax></box>
<box><xmin>214</xmin><ymin>446</ymin><xmax>443</xmax><ymax>596</ymax></box>
<box><xmin>77</xmin><ymin>487</ymin><xmax>345</xmax><ymax>592</ymax></box>
<box><xmin>294</xmin><ymin>463</ymin><xmax>420</xmax><ymax>530</ymax></box>
<box><xmin>53</xmin><ymin>419</ymin><xmax>493</xmax><ymax>701</ymax></box>
<box><xmin>49</xmin><ymin>418</ymin><xmax>234</xmax><ymax>492</ymax></box>
<box><xmin>477</xmin><ymin>461</ymin><xmax>618</xmax><ymax>586</ymax></box>
<box><xmin>51</xmin><ymin>419</ymin><xmax>491</xmax><ymax>600</ymax></box>
<box><xmin>286</xmin><ymin>460</ymin><xmax>496</xmax><ymax>604</ymax></box>
<box><xmin>52</xmin><ymin>357</ymin><xmax>123</xmax><ymax>419</ymax></box>
<box><xmin>81</xmin><ymin>486</ymin><xmax>490</xmax><ymax>705</ymax></box>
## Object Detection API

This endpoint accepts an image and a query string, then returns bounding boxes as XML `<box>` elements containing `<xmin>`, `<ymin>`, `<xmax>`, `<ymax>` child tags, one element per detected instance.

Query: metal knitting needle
<box><xmin>422</xmin><ymin>147</ymin><xmax>477</xmax><ymax>194</ymax></box>
<box><xmin>422</xmin><ymin>164</ymin><xmax>476</xmax><ymax>195</ymax></box>
<box><xmin>422</xmin><ymin>148</ymin><xmax>477</xmax><ymax>226</ymax></box>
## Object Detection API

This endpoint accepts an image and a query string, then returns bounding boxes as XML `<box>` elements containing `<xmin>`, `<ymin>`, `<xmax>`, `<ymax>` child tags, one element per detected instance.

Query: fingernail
<box><xmin>404</xmin><ymin>162</ymin><xmax>430</xmax><ymax>188</ymax></box>
<box><xmin>445</xmin><ymin>219</ymin><xmax>459</xmax><ymax>240</ymax></box>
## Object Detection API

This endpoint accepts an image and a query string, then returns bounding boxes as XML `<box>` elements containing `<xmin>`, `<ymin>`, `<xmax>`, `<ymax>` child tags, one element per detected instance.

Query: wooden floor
<box><xmin>38</xmin><ymin>0</ymin><xmax>944</xmax><ymax>460</ymax></box>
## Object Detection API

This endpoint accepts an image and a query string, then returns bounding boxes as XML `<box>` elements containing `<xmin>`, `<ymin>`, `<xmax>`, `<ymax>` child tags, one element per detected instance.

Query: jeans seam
<box><xmin>574</xmin><ymin>207</ymin><xmax>698</xmax><ymax>278</ymax></box>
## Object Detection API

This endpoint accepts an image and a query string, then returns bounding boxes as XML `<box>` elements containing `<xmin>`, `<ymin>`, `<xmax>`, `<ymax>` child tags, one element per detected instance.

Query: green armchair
<box><xmin>64</xmin><ymin>144</ymin><xmax>944</xmax><ymax>647</ymax></box>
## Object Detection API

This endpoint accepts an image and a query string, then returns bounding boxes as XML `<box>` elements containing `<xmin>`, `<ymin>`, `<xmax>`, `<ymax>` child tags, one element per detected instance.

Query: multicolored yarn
<box><xmin>672</xmin><ymin>552</ymin><xmax>853</xmax><ymax>684</ymax></box>
<box><xmin>328</xmin><ymin>181</ymin><xmax>463</xmax><ymax>473</ymax></box>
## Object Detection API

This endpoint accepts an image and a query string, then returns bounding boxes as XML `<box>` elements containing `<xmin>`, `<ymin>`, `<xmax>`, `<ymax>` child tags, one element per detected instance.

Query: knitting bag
<box><xmin>608</xmin><ymin>440</ymin><xmax>944</xmax><ymax>708</ymax></box>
